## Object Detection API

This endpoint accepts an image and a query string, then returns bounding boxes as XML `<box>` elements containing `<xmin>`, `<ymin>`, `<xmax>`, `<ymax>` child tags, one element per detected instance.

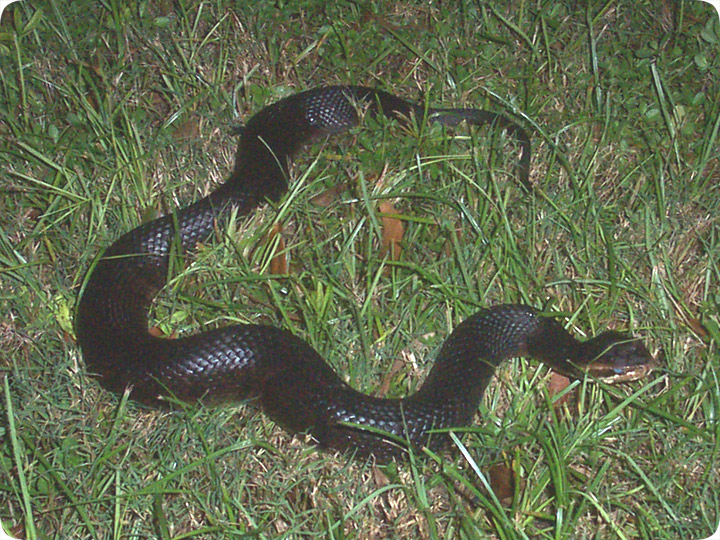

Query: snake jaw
<box><xmin>581</xmin><ymin>331</ymin><xmax>657</xmax><ymax>383</ymax></box>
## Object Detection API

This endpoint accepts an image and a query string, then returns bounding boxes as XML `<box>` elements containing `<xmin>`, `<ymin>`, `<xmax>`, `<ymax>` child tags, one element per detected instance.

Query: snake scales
<box><xmin>76</xmin><ymin>86</ymin><xmax>653</xmax><ymax>461</ymax></box>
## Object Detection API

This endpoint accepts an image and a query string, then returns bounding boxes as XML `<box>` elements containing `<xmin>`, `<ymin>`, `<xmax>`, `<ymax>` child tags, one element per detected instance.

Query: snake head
<box><xmin>580</xmin><ymin>331</ymin><xmax>657</xmax><ymax>383</ymax></box>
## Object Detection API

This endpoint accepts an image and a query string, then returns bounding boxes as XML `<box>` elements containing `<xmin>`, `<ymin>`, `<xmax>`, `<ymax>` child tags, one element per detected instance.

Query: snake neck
<box><xmin>312</xmin><ymin>305</ymin><xmax>583</xmax><ymax>460</ymax></box>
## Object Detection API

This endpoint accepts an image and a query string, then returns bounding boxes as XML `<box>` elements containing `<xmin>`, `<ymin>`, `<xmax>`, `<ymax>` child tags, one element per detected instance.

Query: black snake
<box><xmin>76</xmin><ymin>86</ymin><xmax>654</xmax><ymax>461</ymax></box>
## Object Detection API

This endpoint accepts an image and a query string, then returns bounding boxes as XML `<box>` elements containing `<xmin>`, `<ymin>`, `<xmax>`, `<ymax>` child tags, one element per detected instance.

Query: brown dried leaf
<box><xmin>149</xmin><ymin>326</ymin><xmax>173</xmax><ymax>338</ymax></box>
<box><xmin>686</xmin><ymin>316</ymin><xmax>709</xmax><ymax>340</ymax></box>
<box><xmin>372</xmin><ymin>465</ymin><xmax>390</xmax><ymax>487</ymax></box>
<box><xmin>310</xmin><ymin>182</ymin><xmax>349</xmax><ymax>207</ymax></box>
<box><xmin>547</xmin><ymin>372</ymin><xmax>574</xmax><ymax>410</ymax></box>
<box><xmin>267</xmin><ymin>222</ymin><xmax>287</xmax><ymax>275</ymax></box>
<box><xmin>378</xmin><ymin>201</ymin><xmax>403</xmax><ymax>261</ymax></box>
<box><xmin>378</xmin><ymin>355</ymin><xmax>406</xmax><ymax>396</ymax></box>
<box><xmin>173</xmin><ymin>118</ymin><xmax>201</xmax><ymax>142</ymax></box>
<box><xmin>488</xmin><ymin>461</ymin><xmax>515</xmax><ymax>506</ymax></box>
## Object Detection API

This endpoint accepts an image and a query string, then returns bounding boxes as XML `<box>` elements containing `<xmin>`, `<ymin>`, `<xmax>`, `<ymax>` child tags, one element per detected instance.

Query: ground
<box><xmin>0</xmin><ymin>1</ymin><xmax>718</xmax><ymax>539</ymax></box>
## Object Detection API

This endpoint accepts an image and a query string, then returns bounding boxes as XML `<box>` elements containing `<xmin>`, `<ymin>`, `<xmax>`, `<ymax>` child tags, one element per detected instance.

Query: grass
<box><xmin>1</xmin><ymin>0</ymin><xmax>718</xmax><ymax>538</ymax></box>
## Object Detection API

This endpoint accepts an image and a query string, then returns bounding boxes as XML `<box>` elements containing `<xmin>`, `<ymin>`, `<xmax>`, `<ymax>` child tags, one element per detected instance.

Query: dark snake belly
<box><xmin>76</xmin><ymin>86</ymin><xmax>654</xmax><ymax>461</ymax></box>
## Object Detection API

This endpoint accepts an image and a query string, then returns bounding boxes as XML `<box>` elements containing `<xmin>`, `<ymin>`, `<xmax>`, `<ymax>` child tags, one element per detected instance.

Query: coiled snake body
<box><xmin>76</xmin><ymin>86</ymin><xmax>653</xmax><ymax>461</ymax></box>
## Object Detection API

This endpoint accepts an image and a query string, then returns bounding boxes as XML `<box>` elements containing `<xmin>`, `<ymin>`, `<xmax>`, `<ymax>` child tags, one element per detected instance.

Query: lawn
<box><xmin>1</xmin><ymin>1</ymin><xmax>718</xmax><ymax>539</ymax></box>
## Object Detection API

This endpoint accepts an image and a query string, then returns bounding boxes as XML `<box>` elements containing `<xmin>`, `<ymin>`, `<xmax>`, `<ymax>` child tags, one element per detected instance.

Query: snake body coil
<box><xmin>76</xmin><ymin>86</ymin><xmax>653</xmax><ymax>460</ymax></box>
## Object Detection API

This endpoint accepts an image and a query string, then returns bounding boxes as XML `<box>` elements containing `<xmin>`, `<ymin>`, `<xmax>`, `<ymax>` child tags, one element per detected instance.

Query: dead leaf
<box><xmin>310</xmin><ymin>182</ymin><xmax>349</xmax><ymax>207</ymax></box>
<box><xmin>267</xmin><ymin>222</ymin><xmax>287</xmax><ymax>275</ymax></box>
<box><xmin>149</xmin><ymin>326</ymin><xmax>175</xmax><ymax>338</ymax></box>
<box><xmin>547</xmin><ymin>372</ymin><xmax>574</xmax><ymax>410</ymax></box>
<box><xmin>488</xmin><ymin>461</ymin><xmax>515</xmax><ymax>506</ymax></box>
<box><xmin>372</xmin><ymin>465</ymin><xmax>390</xmax><ymax>487</ymax></box>
<box><xmin>173</xmin><ymin>118</ymin><xmax>201</xmax><ymax>142</ymax></box>
<box><xmin>378</xmin><ymin>355</ymin><xmax>407</xmax><ymax>396</ymax></box>
<box><xmin>378</xmin><ymin>201</ymin><xmax>403</xmax><ymax>261</ymax></box>
<box><xmin>687</xmin><ymin>316</ymin><xmax>709</xmax><ymax>340</ymax></box>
